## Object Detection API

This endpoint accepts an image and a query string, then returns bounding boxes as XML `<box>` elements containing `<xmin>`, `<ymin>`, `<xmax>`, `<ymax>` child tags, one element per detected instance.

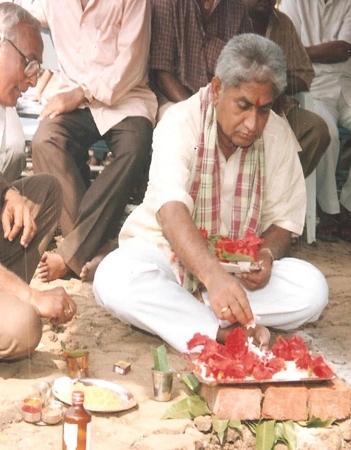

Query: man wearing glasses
<box><xmin>0</xmin><ymin>2</ymin><xmax>76</xmax><ymax>361</ymax></box>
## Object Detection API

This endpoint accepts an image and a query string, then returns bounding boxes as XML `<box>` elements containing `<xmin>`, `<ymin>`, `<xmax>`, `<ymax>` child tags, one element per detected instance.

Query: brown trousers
<box><xmin>287</xmin><ymin>105</ymin><xmax>331</xmax><ymax>178</ymax></box>
<box><xmin>0</xmin><ymin>174</ymin><xmax>62</xmax><ymax>359</ymax></box>
<box><xmin>32</xmin><ymin>109</ymin><xmax>153</xmax><ymax>275</ymax></box>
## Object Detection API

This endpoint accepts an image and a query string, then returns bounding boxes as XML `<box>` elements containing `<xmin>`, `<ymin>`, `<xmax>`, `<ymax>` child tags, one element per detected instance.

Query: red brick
<box><xmin>308</xmin><ymin>377</ymin><xmax>351</xmax><ymax>421</ymax></box>
<box><xmin>200</xmin><ymin>384</ymin><xmax>262</xmax><ymax>420</ymax></box>
<box><xmin>261</xmin><ymin>385</ymin><xmax>308</xmax><ymax>421</ymax></box>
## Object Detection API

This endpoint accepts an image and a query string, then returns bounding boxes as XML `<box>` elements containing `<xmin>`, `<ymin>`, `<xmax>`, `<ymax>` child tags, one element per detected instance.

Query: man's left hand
<box><xmin>237</xmin><ymin>254</ymin><xmax>272</xmax><ymax>290</ymax></box>
<box><xmin>1</xmin><ymin>188</ymin><xmax>37</xmax><ymax>247</ymax></box>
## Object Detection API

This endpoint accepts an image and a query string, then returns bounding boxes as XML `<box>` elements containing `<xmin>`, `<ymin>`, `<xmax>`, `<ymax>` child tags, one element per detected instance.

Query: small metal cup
<box><xmin>63</xmin><ymin>350</ymin><xmax>89</xmax><ymax>378</ymax></box>
<box><xmin>151</xmin><ymin>369</ymin><xmax>174</xmax><ymax>402</ymax></box>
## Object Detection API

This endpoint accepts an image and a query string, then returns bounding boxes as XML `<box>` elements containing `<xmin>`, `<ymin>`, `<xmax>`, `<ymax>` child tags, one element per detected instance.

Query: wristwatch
<box><xmin>81</xmin><ymin>83</ymin><xmax>94</xmax><ymax>104</ymax></box>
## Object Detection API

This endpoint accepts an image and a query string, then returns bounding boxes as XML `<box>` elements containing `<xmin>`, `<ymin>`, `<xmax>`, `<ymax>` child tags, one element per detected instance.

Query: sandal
<box><xmin>316</xmin><ymin>216</ymin><xmax>339</xmax><ymax>242</ymax></box>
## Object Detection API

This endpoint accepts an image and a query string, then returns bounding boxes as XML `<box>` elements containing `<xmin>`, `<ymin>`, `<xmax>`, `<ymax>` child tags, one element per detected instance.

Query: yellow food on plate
<box><xmin>60</xmin><ymin>382</ymin><xmax>123</xmax><ymax>411</ymax></box>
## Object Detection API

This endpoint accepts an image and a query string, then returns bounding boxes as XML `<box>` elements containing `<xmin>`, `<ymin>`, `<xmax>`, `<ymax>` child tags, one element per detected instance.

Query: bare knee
<box><xmin>0</xmin><ymin>296</ymin><xmax>42</xmax><ymax>360</ymax></box>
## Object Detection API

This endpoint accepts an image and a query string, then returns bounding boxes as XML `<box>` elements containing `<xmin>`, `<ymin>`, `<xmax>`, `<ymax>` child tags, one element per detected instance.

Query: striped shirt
<box><xmin>149</xmin><ymin>0</ymin><xmax>252</xmax><ymax>106</ymax></box>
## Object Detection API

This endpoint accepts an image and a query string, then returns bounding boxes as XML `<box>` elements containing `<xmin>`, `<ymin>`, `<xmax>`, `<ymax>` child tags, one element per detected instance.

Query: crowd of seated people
<box><xmin>12</xmin><ymin>0</ymin><xmax>350</xmax><ymax>289</ymax></box>
<box><xmin>0</xmin><ymin>0</ymin><xmax>337</xmax><ymax>359</ymax></box>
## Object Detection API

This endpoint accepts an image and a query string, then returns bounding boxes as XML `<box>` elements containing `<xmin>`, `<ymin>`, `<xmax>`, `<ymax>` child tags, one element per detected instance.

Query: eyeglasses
<box><xmin>0</xmin><ymin>32</ymin><xmax>41</xmax><ymax>77</ymax></box>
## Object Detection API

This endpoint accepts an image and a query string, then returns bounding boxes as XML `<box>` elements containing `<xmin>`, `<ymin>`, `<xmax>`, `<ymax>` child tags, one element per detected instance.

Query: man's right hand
<box><xmin>1</xmin><ymin>188</ymin><xmax>37</xmax><ymax>247</ymax></box>
<box><xmin>39</xmin><ymin>88</ymin><xmax>85</xmax><ymax>120</ymax></box>
<box><xmin>206</xmin><ymin>268</ymin><xmax>254</xmax><ymax>327</ymax></box>
<box><xmin>28</xmin><ymin>286</ymin><xmax>77</xmax><ymax>326</ymax></box>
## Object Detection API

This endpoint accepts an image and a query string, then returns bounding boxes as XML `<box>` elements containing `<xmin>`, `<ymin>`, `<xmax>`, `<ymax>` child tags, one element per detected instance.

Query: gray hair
<box><xmin>0</xmin><ymin>2</ymin><xmax>41</xmax><ymax>41</ymax></box>
<box><xmin>215</xmin><ymin>33</ymin><xmax>287</xmax><ymax>97</ymax></box>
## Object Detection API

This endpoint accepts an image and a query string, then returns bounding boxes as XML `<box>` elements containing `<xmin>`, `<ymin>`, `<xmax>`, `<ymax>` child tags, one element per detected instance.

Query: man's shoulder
<box><xmin>263</xmin><ymin>111</ymin><xmax>297</xmax><ymax>148</ymax></box>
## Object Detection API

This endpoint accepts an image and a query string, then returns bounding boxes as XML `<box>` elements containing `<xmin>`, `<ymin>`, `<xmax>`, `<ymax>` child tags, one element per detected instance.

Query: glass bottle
<box><xmin>62</xmin><ymin>391</ymin><xmax>91</xmax><ymax>450</ymax></box>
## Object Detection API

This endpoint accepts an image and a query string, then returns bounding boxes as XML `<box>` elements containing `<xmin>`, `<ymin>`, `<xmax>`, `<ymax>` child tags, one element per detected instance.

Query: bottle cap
<box><xmin>71</xmin><ymin>390</ymin><xmax>85</xmax><ymax>404</ymax></box>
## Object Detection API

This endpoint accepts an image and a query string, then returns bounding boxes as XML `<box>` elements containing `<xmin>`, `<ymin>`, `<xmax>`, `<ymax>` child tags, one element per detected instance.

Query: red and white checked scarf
<box><xmin>182</xmin><ymin>85</ymin><xmax>265</xmax><ymax>291</ymax></box>
<box><xmin>190</xmin><ymin>84</ymin><xmax>265</xmax><ymax>240</ymax></box>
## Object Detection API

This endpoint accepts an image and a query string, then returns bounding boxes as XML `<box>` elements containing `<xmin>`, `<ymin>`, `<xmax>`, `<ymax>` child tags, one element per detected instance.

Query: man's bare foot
<box><xmin>80</xmin><ymin>254</ymin><xmax>106</xmax><ymax>282</ymax></box>
<box><xmin>217</xmin><ymin>324</ymin><xmax>270</xmax><ymax>350</ymax></box>
<box><xmin>36</xmin><ymin>252</ymin><xmax>70</xmax><ymax>282</ymax></box>
<box><xmin>80</xmin><ymin>240</ymin><xmax>117</xmax><ymax>282</ymax></box>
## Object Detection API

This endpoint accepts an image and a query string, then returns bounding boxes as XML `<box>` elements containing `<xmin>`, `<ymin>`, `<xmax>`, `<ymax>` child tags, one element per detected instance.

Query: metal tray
<box><xmin>52</xmin><ymin>377</ymin><xmax>137</xmax><ymax>412</ymax></box>
<box><xmin>192</xmin><ymin>361</ymin><xmax>336</xmax><ymax>386</ymax></box>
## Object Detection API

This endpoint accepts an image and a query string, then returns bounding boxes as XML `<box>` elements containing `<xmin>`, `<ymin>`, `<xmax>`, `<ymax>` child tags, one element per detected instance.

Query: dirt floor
<box><xmin>0</xmin><ymin>237</ymin><xmax>351</xmax><ymax>450</ymax></box>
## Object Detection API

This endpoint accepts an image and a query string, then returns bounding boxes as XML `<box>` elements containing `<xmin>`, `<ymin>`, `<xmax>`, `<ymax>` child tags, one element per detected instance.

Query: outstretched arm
<box><xmin>0</xmin><ymin>263</ymin><xmax>76</xmax><ymax>325</ymax></box>
<box><xmin>157</xmin><ymin>200</ymin><xmax>254</xmax><ymax>327</ymax></box>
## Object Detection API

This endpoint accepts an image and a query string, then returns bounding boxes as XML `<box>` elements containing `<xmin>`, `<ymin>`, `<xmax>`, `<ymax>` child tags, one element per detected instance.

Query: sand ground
<box><xmin>0</xmin><ymin>237</ymin><xmax>351</xmax><ymax>450</ymax></box>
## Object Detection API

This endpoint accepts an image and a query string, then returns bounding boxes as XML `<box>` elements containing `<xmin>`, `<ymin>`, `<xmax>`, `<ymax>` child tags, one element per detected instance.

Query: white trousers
<box><xmin>93</xmin><ymin>241</ymin><xmax>329</xmax><ymax>353</ymax></box>
<box><xmin>314</xmin><ymin>93</ymin><xmax>351</xmax><ymax>214</ymax></box>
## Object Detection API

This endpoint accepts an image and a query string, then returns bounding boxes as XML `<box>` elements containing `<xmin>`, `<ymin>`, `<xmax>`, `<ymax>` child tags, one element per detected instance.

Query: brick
<box><xmin>308</xmin><ymin>377</ymin><xmax>351</xmax><ymax>421</ymax></box>
<box><xmin>200</xmin><ymin>383</ymin><xmax>262</xmax><ymax>420</ymax></box>
<box><xmin>261</xmin><ymin>385</ymin><xmax>308</xmax><ymax>421</ymax></box>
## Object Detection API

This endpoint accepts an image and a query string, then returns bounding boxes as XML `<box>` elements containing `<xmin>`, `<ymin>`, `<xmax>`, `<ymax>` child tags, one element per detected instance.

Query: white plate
<box><xmin>220</xmin><ymin>261</ymin><xmax>261</xmax><ymax>274</ymax></box>
<box><xmin>52</xmin><ymin>377</ymin><xmax>137</xmax><ymax>413</ymax></box>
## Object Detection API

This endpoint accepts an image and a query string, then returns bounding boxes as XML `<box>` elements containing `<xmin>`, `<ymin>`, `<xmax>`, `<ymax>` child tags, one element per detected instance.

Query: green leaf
<box><xmin>161</xmin><ymin>394</ymin><xmax>211</xmax><ymax>420</ymax></box>
<box><xmin>187</xmin><ymin>395</ymin><xmax>212</xmax><ymax>417</ymax></box>
<box><xmin>273</xmin><ymin>421</ymin><xmax>297</xmax><ymax>450</ymax></box>
<box><xmin>228</xmin><ymin>419</ymin><xmax>242</xmax><ymax>435</ymax></box>
<box><xmin>298</xmin><ymin>416</ymin><xmax>334</xmax><ymax>428</ymax></box>
<box><xmin>281</xmin><ymin>421</ymin><xmax>297</xmax><ymax>450</ymax></box>
<box><xmin>151</xmin><ymin>344</ymin><xmax>169</xmax><ymax>372</ymax></box>
<box><xmin>212</xmin><ymin>416</ymin><xmax>229</xmax><ymax>445</ymax></box>
<box><xmin>255</xmin><ymin>420</ymin><xmax>276</xmax><ymax>450</ymax></box>
<box><xmin>245</xmin><ymin>420</ymin><xmax>259</xmax><ymax>435</ymax></box>
<box><xmin>63</xmin><ymin>349</ymin><xmax>86</xmax><ymax>358</ymax></box>
<box><xmin>161</xmin><ymin>398</ymin><xmax>193</xmax><ymax>419</ymax></box>
<box><xmin>221</xmin><ymin>251</ymin><xmax>254</xmax><ymax>263</ymax></box>
<box><xmin>181</xmin><ymin>373</ymin><xmax>201</xmax><ymax>394</ymax></box>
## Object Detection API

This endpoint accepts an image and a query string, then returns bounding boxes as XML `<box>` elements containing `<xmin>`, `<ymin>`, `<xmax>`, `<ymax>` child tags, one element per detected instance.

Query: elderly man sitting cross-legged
<box><xmin>93</xmin><ymin>34</ymin><xmax>328</xmax><ymax>354</ymax></box>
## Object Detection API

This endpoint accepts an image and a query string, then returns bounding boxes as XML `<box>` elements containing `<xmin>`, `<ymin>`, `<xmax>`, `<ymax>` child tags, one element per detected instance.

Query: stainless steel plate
<box><xmin>52</xmin><ymin>377</ymin><xmax>137</xmax><ymax>413</ymax></box>
<box><xmin>220</xmin><ymin>261</ymin><xmax>261</xmax><ymax>274</ymax></box>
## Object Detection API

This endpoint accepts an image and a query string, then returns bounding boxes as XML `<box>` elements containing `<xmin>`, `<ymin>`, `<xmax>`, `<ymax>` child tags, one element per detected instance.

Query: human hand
<box><xmin>39</xmin><ymin>88</ymin><xmax>85</xmax><ymax>120</ymax></box>
<box><xmin>207</xmin><ymin>270</ymin><xmax>254</xmax><ymax>327</ymax></box>
<box><xmin>29</xmin><ymin>286</ymin><xmax>77</xmax><ymax>325</ymax></box>
<box><xmin>1</xmin><ymin>188</ymin><xmax>37</xmax><ymax>247</ymax></box>
<box><xmin>238</xmin><ymin>258</ymin><xmax>272</xmax><ymax>291</ymax></box>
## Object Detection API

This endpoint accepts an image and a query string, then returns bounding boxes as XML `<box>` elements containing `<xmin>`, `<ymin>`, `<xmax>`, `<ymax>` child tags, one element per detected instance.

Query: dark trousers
<box><xmin>287</xmin><ymin>105</ymin><xmax>330</xmax><ymax>178</ymax></box>
<box><xmin>31</xmin><ymin>109</ymin><xmax>153</xmax><ymax>275</ymax></box>
<box><xmin>0</xmin><ymin>174</ymin><xmax>62</xmax><ymax>283</ymax></box>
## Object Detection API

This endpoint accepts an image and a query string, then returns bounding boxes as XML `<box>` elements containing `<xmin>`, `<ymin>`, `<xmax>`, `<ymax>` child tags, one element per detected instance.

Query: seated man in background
<box><xmin>245</xmin><ymin>0</ymin><xmax>330</xmax><ymax>178</ymax></box>
<box><xmin>149</xmin><ymin>0</ymin><xmax>253</xmax><ymax>119</ymax></box>
<box><xmin>281</xmin><ymin>0</ymin><xmax>351</xmax><ymax>241</ymax></box>
<box><xmin>0</xmin><ymin>2</ymin><xmax>76</xmax><ymax>360</ymax></box>
<box><xmin>93</xmin><ymin>34</ymin><xmax>328</xmax><ymax>354</ymax></box>
<box><xmin>30</xmin><ymin>0</ymin><xmax>157</xmax><ymax>282</ymax></box>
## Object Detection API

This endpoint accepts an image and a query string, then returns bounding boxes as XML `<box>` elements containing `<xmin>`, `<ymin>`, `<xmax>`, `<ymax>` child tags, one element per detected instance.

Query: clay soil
<box><xmin>1</xmin><ymin>238</ymin><xmax>351</xmax><ymax>450</ymax></box>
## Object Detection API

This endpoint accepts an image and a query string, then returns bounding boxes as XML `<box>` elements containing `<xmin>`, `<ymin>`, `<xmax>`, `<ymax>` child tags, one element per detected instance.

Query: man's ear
<box><xmin>211</xmin><ymin>77</ymin><xmax>222</xmax><ymax>105</ymax></box>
